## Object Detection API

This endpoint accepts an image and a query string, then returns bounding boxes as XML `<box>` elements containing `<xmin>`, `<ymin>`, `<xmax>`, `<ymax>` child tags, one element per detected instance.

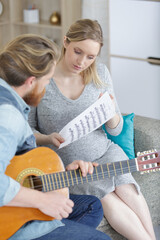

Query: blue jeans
<box><xmin>33</xmin><ymin>194</ymin><xmax>111</xmax><ymax>240</ymax></box>
<box><xmin>68</xmin><ymin>194</ymin><xmax>103</xmax><ymax>228</ymax></box>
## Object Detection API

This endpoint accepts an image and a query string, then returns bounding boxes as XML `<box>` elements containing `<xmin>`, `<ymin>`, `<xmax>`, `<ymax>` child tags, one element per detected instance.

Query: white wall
<box><xmin>81</xmin><ymin>0</ymin><xmax>160</xmax><ymax>119</ymax></box>
<box><xmin>109</xmin><ymin>0</ymin><xmax>160</xmax><ymax>119</ymax></box>
<box><xmin>82</xmin><ymin>0</ymin><xmax>109</xmax><ymax>66</ymax></box>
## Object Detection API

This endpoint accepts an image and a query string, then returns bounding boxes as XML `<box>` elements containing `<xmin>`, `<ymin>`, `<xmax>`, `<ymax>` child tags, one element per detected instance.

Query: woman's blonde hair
<box><xmin>0</xmin><ymin>34</ymin><xmax>60</xmax><ymax>86</ymax></box>
<box><xmin>60</xmin><ymin>19</ymin><xmax>104</xmax><ymax>87</ymax></box>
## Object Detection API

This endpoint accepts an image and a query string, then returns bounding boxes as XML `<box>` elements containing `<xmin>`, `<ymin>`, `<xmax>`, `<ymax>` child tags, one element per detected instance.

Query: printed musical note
<box><xmin>59</xmin><ymin>92</ymin><xmax>115</xmax><ymax>149</ymax></box>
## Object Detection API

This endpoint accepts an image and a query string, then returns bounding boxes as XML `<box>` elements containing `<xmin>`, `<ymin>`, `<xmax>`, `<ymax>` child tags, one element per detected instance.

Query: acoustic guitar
<box><xmin>1</xmin><ymin>147</ymin><xmax>160</xmax><ymax>240</ymax></box>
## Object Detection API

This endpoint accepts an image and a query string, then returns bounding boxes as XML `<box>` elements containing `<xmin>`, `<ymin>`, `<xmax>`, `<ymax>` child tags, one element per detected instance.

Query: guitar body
<box><xmin>1</xmin><ymin>146</ymin><xmax>160</xmax><ymax>240</ymax></box>
<box><xmin>0</xmin><ymin>147</ymin><xmax>68</xmax><ymax>240</ymax></box>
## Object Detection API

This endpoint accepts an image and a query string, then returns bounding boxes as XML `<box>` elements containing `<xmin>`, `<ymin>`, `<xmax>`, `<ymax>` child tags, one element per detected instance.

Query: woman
<box><xmin>29</xmin><ymin>19</ymin><xmax>156</xmax><ymax>240</ymax></box>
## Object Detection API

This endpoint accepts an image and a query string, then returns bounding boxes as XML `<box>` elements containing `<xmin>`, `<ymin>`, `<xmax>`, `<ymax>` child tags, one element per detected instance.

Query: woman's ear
<box><xmin>63</xmin><ymin>36</ymin><xmax>68</xmax><ymax>48</ymax></box>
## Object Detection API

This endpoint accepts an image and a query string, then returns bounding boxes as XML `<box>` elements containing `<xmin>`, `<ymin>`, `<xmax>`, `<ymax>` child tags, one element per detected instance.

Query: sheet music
<box><xmin>59</xmin><ymin>92</ymin><xmax>115</xmax><ymax>149</ymax></box>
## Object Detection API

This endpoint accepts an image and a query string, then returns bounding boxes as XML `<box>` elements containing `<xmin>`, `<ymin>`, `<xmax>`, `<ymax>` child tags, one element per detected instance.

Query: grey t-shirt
<box><xmin>29</xmin><ymin>63</ymin><xmax>123</xmax><ymax>166</ymax></box>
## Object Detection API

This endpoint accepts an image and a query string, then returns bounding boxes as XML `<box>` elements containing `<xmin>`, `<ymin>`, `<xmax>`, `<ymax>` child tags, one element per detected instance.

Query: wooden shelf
<box><xmin>0</xmin><ymin>20</ymin><xmax>9</xmax><ymax>25</ymax></box>
<box><xmin>0</xmin><ymin>0</ymin><xmax>82</xmax><ymax>48</ymax></box>
<box><xmin>13</xmin><ymin>21</ymin><xmax>62</xmax><ymax>30</ymax></box>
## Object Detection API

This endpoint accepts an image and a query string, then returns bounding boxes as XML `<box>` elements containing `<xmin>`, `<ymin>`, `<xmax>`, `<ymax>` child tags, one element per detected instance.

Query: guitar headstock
<box><xmin>136</xmin><ymin>149</ymin><xmax>160</xmax><ymax>173</ymax></box>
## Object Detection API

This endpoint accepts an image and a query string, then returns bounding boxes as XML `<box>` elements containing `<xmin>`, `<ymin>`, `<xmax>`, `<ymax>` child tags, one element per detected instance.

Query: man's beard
<box><xmin>23</xmin><ymin>84</ymin><xmax>46</xmax><ymax>106</ymax></box>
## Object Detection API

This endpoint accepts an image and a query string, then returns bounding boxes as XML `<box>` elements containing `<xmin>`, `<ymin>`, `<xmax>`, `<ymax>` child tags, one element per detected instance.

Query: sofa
<box><xmin>97</xmin><ymin>114</ymin><xmax>160</xmax><ymax>240</ymax></box>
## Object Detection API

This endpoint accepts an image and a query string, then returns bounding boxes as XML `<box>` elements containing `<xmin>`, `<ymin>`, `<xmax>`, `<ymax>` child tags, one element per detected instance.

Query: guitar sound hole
<box><xmin>23</xmin><ymin>175</ymin><xmax>43</xmax><ymax>191</ymax></box>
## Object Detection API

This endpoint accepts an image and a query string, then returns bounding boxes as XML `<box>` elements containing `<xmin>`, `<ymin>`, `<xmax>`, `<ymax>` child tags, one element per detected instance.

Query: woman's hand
<box><xmin>99</xmin><ymin>92</ymin><xmax>120</xmax><ymax>129</ymax></box>
<box><xmin>66</xmin><ymin>160</ymin><xmax>98</xmax><ymax>177</ymax></box>
<box><xmin>99</xmin><ymin>93</ymin><xmax>116</xmax><ymax>111</ymax></box>
<box><xmin>48</xmin><ymin>132</ymin><xmax>65</xmax><ymax>147</ymax></box>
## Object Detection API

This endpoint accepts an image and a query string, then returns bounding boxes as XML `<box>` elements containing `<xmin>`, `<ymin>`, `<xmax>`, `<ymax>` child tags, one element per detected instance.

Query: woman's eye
<box><xmin>74</xmin><ymin>50</ymin><xmax>81</xmax><ymax>54</ymax></box>
<box><xmin>88</xmin><ymin>56</ymin><xmax>94</xmax><ymax>60</ymax></box>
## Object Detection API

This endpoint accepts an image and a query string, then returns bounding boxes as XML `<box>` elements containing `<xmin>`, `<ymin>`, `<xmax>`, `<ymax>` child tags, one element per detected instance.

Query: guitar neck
<box><xmin>39</xmin><ymin>158</ymin><xmax>138</xmax><ymax>192</ymax></box>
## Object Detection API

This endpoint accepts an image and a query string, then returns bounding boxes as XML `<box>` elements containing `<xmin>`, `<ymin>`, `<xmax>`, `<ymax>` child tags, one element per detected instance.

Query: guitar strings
<box><xmin>22</xmin><ymin>165</ymin><xmax>138</xmax><ymax>183</ymax></box>
<box><xmin>22</xmin><ymin>164</ymin><xmax>148</xmax><ymax>187</ymax></box>
<box><xmin>24</xmin><ymin>163</ymin><xmax>153</xmax><ymax>187</ymax></box>
<box><xmin>27</xmin><ymin>165</ymin><xmax>153</xmax><ymax>192</ymax></box>
<box><xmin>22</xmin><ymin>165</ymin><xmax>139</xmax><ymax>191</ymax></box>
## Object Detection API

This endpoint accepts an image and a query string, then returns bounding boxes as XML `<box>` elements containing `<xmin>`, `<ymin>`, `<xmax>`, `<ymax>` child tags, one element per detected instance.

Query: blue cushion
<box><xmin>103</xmin><ymin>113</ymin><xmax>135</xmax><ymax>159</ymax></box>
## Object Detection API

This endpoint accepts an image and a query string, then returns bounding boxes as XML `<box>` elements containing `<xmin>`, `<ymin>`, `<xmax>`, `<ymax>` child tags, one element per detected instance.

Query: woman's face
<box><xmin>63</xmin><ymin>38</ymin><xmax>100</xmax><ymax>74</ymax></box>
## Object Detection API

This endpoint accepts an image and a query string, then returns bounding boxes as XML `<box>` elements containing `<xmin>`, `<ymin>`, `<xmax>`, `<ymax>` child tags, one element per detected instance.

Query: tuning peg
<box><xmin>137</xmin><ymin>152</ymin><xmax>141</xmax><ymax>156</ymax></box>
<box><xmin>137</xmin><ymin>149</ymin><xmax>157</xmax><ymax>157</ymax></box>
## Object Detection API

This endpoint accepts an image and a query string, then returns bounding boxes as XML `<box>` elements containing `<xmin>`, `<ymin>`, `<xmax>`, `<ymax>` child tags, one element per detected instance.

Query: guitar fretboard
<box><xmin>39</xmin><ymin>159</ymin><xmax>137</xmax><ymax>192</ymax></box>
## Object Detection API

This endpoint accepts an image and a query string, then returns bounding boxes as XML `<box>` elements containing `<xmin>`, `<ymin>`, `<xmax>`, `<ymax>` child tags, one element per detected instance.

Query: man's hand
<box><xmin>6</xmin><ymin>186</ymin><xmax>74</xmax><ymax>220</ymax></box>
<box><xmin>66</xmin><ymin>160</ymin><xmax>98</xmax><ymax>177</ymax></box>
<box><xmin>38</xmin><ymin>191</ymin><xmax>74</xmax><ymax>220</ymax></box>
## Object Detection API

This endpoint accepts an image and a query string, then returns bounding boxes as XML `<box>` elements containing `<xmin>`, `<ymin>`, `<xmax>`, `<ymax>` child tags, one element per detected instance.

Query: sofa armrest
<box><xmin>133</xmin><ymin>115</ymin><xmax>160</xmax><ymax>225</ymax></box>
<box><xmin>134</xmin><ymin>115</ymin><xmax>160</xmax><ymax>154</ymax></box>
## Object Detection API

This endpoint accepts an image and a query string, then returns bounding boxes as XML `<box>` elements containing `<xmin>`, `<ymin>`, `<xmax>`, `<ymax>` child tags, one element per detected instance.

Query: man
<box><xmin>0</xmin><ymin>34</ymin><xmax>111</xmax><ymax>240</ymax></box>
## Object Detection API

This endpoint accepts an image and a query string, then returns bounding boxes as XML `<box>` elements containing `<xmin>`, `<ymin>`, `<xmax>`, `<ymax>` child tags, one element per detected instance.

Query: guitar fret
<box><xmin>90</xmin><ymin>171</ymin><xmax>93</xmax><ymax>181</ymax></box>
<box><xmin>58</xmin><ymin>172</ymin><xmax>62</xmax><ymax>189</ymax></box>
<box><xmin>54</xmin><ymin>173</ymin><xmax>59</xmax><ymax>190</ymax></box>
<box><xmin>85</xmin><ymin>173</ymin><xmax>91</xmax><ymax>182</ymax></box>
<box><xmin>113</xmin><ymin>162</ymin><xmax>117</xmax><ymax>176</ymax></box>
<box><xmin>79</xmin><ymin>169</ymin><xmax>83</xmax><ymax>184</ymax></box>
<box><xmin>114</xmin><ymin>161</ymin><xmax>122</xmax><ymax>176</ymax></box>
<box><xmin>74</xmin><ymin>170</ymin><xmax>79</xmax><ymax>184</ymax></box>
<box><xmin>92</xmin><ymin>171</ymin><xmax>98</xmax><ymax>182</ymax></box>
<box><xmin>107</xmin><ymin>163</ymin><xmax>116</xmax><ymax>177</ymax></box>
<box><xmin>107</xmin><ymin>163</ymin><xmax>110</xmax><ymax>178</ymax></box>
<box><xmin>86</xmin><ymin>173</ymin><xmax>88</xmax><ymax>183</ymax></box>
<box><xmin>65</xmin><ymin>171</ymin><xmax>70</xmax><ymax>187</ymax></box>
<box><xmin>98</xmin><ymin>164</ymin><xmax>107</xmax><ymax>179</ymax></box>
<box><xmin>47</xmin><ymin>174</ymin><xmax>53</xmax><ymax>191</ymax></box>
<box><xmin>50</xmin><ymin>174</ymin><xmax>55</xmax><ymax>190</ymax></box>
<box><xmin>61</xmin><ymin>172</ymin><xmax>66</xmax><ymax>188</ymax></box>
<box><xmin>100</xmin><ymin>165</ymin><xmax>105</xmax><ymax>179</ymax></box>
<box><xmin>121</xmin><ymin>161</ymin><xmax>129</xmax><ymax>174</ymax></box>
<box><xmin>70</xmin><ymin>171</ymin><xmax>74</xmax><ymax>186</ymax></box>
<box><xmin>129</xmin><ymin>159</ymin><xmax>137</xmax><ymax>172</ymax></box>
<box><xmin>44</xmin><ymin>175</ymin><xmax>49</xmax><ymax>192</ymax></box>
<box><xmin>95</xmin><ymin>167</ymin><xmax>99</xmax><ymax>180</ymax></box>
<box><xmin>119</xmin><ymin>161</ymin><xmax>123</xmax><ymax>174</ymax></box>
<box><xmin>127</xmin><ymin>160</ymin><xmax>131</xmax><ymax>173</ymax></box>
<box><xmin>61</xmin><ymin>172</ymin><xmax>66</xmax><ymax>189</ymax></box>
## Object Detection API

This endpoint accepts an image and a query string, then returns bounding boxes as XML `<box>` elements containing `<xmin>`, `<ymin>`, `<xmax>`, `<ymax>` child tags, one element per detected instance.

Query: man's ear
<box><xmin>24</xmin><ymin>76</ymin><xmax>36</xmax><ymax>88</ymax></box>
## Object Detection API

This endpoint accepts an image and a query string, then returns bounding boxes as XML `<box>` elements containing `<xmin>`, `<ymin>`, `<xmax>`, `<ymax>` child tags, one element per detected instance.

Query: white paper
<box><xmin>59</xmin><ymin>92</ymin><xmax>115</xmax><ymax>149</ymax></box>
